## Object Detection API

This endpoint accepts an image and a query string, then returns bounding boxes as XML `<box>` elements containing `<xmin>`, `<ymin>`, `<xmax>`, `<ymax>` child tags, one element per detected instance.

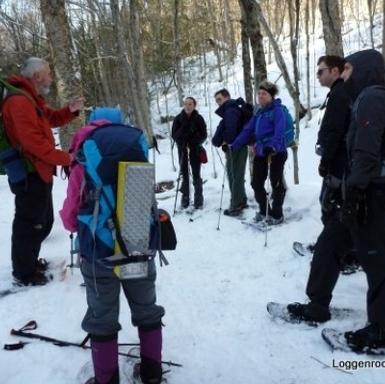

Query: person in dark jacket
<box><xmin>231</xmin><ymin>81</ymin><xmax>287</xmax><ymax>225</ymax></box>
<box><xmin>338</xmin><ymin>49</ymin><xmax>385</xmax><ymax>351</ymax></box>
<box><xmin>212</xmin><ymin>89</ymin><xmax>248</xmax><ymax>216</ymax></box>
<box><xmin>172</xmin><ymin>97</ymin><xmax>207</xmax><ymax>209</ymax></box>
<box><xmin>286</xmin><ymin>56</ymin><xmax>358</xmax><ymax>324</ymax></box>
<box><xmin>315</xmin><ymin>55</ymin><xmax>351</xmax><ymax>224</ymax></box>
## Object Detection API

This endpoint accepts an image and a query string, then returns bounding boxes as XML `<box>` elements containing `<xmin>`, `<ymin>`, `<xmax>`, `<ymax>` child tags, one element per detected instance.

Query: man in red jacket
<box><xmin>2</xmin><ymin>57</ymin><xmax>84</xmax><ymax>286</ymax></box>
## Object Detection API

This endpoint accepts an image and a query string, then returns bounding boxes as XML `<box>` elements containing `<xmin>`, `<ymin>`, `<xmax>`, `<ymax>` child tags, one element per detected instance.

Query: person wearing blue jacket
<box><xmin>212</xmin><ymin>89</ymin><xmax>248</xmax><ymax>216</ymax></box>
<box><xmin>231</xmin><ymin>81</ymin><xmax>287</xmax><ymax>225</ymax></box>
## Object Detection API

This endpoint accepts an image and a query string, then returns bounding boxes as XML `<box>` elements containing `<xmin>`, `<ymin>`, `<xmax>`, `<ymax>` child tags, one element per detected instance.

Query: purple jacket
<box><xmin>231</xmin><ymin>98</ymin><xmax>286</xmax><ymax>156</ymax></box>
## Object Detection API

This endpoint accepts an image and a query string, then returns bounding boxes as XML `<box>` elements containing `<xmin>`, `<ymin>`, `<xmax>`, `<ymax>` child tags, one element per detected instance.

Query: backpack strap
<box><xmin>152</xmin><ymin>196</ymin><xmax>169</xmax><ymax>267</ymax></box>
<box><xmin>100</xmin><ymin>185</ymin><xmax>152</xmax><ymax>264</ymax></box>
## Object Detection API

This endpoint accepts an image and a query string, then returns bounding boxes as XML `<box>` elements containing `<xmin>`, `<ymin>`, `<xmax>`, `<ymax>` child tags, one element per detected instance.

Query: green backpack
<box><xmin>0</xmin><ymin>78</ymin><xmax>35</xmax><ymax>176</ymax></box>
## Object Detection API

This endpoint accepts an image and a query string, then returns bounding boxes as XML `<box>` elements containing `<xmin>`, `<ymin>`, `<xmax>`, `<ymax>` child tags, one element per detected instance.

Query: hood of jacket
<box><xmin>344</xmin><ymin>49</ymin><xmax>385</xmax><ymax>102</ymax></box>
<box><xmin>215</xmin><ymin>98</ymin><xmax>239</xmax><ymax>118</ymax></box>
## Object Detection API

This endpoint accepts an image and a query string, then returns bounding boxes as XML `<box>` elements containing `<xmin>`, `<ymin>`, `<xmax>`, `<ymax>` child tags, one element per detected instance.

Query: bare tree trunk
<box><xmin>305</xmin><ymin>0</ymin><xmax>312</xmax><ymax>121</ymax></box>
<box><xmin>367</xmin><ymin>0</ymin><xmax>375</xmax><ymax>49</ymax></box>
<box><xmin>383</xmin><ymin>0</ymin><xmax>385</xmax><ymax>61</ymax></box>
<box><xmin>40</xmin><ymin>0</ymin><xmax>85</xmax><ymax>151</ymax></box>
<box><xmin>127</xmin><ymin>0</ymin><xmax>153</xmax><ymax>142</ymax></box>
<box><xmin>319</xmin><ymin>0</ymin><xmax>344</xmax><ymax>56</ymax></box>
<box><xmin>174</xmin><ymin>0</ymin><xmax>184</xmax><ymax>107</ymax></box>
<box><xmin>86</xmin><ymin>0</ymin><xmax>111</xmax><ymax>106</ymax></box>
<box><xmin>238</xmin><ymin>0</ymin><xmax>267</xmax><ymax>101</ymax></box>
<box><xmin>288</xmin><ymin>0</ymin><xmax>300</xmax><ymax>185</ymax></box>
<box><xmin>207</xmin><ymin>0</ymin><xmax>224</xmax><ymax>82</ymax></box>
<box><xmin>254</xmin><ymin>0</ymin><xmax>306</xmax><ymax>118</ymax></box>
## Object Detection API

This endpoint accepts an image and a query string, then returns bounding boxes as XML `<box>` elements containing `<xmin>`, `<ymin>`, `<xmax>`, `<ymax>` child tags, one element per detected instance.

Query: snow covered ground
<box><xmin>1</xmin><ymin>16</ymin><xmax>384</xmax><ymax>384</ymax></box>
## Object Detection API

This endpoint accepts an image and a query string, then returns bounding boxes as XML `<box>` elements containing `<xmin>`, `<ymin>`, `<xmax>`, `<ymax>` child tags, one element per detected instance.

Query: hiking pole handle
<box><xmin>3</xmin><ymin>341</ymin><xmax>29</xmax><ymax>350</ymax></box>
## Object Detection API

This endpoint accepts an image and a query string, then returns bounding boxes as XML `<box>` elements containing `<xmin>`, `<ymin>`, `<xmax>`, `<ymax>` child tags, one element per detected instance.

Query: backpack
<box><xmin>236</xmin><ymin>98</ymin><xmax>254</xmax><ymax>133</ymax></box>
<box><xmin>75</xmin><ymin>123</ymin><xmax>176</xmax><ymax>269</ymax></box>
<box><xmin>256</xmin><ymin>105</ymin><xmax>296</xmax><ymax>148</ymax></box>
<box><xmin>0</xmin><ymin>78</ymin><xmax>36</xmax><ymax>177</ymax></box>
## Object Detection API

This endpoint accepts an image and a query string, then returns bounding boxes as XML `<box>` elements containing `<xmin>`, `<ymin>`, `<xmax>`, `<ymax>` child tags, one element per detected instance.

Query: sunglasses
<box><xmin>317</xmin><ymin>67</ymin><xmax>331</xmax><ymax>76</ymax></box>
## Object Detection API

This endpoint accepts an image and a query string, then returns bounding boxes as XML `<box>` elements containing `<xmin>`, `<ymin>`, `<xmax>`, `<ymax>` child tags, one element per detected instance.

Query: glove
<box><xmin>263</xmin><ymin>146</ymin><xmax>276</xmax><ymax>156</ymax></box>
<box><xmin>340</xmin><ymin>189</ymin><xmax>364</xmax><ymax>228</ymax></box>
<box><xmin>221</xmin><ymin>144</ymin><xmax>230</xmax><ymax>153</ymax></box>
<box><xmin>318</xmin><ymin>158</ymin><xmax>330</xmax><ymax>178</ymax></box>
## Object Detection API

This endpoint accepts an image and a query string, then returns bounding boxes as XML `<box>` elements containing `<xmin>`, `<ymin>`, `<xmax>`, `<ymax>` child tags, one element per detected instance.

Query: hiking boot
<box><xmin>254</xmin><ymin>212</ymin><xmax>267</xmax><ymax>222</ymax></box>
<box><xmin>14</xmin><ymin>270</ymin><xmax>50</xmax><ymax>287</ymax></box>
<box><xmin>194</xmin><ymin>196</ymin><xmax>204</xmax><ymax>210</ymax></box>
<box><xmin>181</xmin><ymin>195</ymin><xmax>189</xmax><ymax>209</ymax></box>
<box><xmin>287</xmin><ymin>302</ymin><xmax>331</xmax><ymax>323</ymax></box>
<box><xmin>265</xmin><ymin>216</ymin><xmax>284</xmax><ymax>226</ymax></box>
<box><xmin>137</xmin><ymin>356</ymin><xmax>163</xmax><ymax>384</ymax></box>
<box><xmin>36</xmin><ymin>258</ymin><xmax>49</xmax><ymax>272</ymax></box>
<box><xmin>224</xmin><ymin>199</ymin><xmax>249</xmax><ymax>216</ymax></box>
<box><xmin>345</xmin><ymin>323</ymin><xmax>385</xmax><ymax>351</ymax></box>
<box><xmin>223</xmin><ymin>207</ymin><xmax>243</xmax><ymax>217</ymax></box>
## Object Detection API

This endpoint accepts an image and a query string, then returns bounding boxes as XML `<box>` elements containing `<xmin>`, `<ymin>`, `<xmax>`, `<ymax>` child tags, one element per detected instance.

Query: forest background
<box><xmin>1</xmin><ymin>0</ymin><xmax>384</xmax><ymax>171</ymax></box>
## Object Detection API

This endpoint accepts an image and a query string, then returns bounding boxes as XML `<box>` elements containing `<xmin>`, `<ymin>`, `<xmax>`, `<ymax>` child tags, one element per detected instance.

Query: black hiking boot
<box><xmin>136</xmin><ymin>355</ymin><xmax>163</xmax><ymax>384</ymax></box>
<box><xmin>36</xmin><ymin>258</ymin><xmax>50</xmax><ymax>272</ymax></box>
<box><xmin>181</xmin><ymin>195</ymin><xmax>189</xmax><ymax>209</ymax></box>
<box><xmin>13</xmin><ymin>270</ymin><xmax>50</xmax><ymax>287</ymax></box>
<box><xmin>345</xmin><ymin>323</ymin><xmax>385</xmax><ymax>351</ymax></box>
<box><xmin>287</xmin><ymin>302</ymin><xmax>331</xmax><ymax>323</ymax></box>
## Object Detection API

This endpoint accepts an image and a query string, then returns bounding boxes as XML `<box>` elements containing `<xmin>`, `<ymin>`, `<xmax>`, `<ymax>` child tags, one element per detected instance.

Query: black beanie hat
<box><xmin>258</xmin><ymin>80</ymin><xmax>278</xmax><ymax>98</ymax></box>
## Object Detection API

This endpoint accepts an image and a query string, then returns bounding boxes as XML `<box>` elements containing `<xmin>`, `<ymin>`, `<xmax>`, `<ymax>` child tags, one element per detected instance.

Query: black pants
<box><xmin>178</xmin><ymin>146</ymin><xmax>202</xmax><ymax>201</ymax></box>
<box><xmin>252</xmin><ymin>152</ymin><xmax>287</xmax><ymax>219</ymax></box>
<box><xmin>306</xmin><ymin>213</ymin><xmax>352</xmax><ymax>307</ymax></box>
<box><xmin>9</xmin><ymin>173</ymin><xmax>54</xmax><ymax>279</ymax></box>
<box><xmin>349</xmin><ymin>185</ymin><xmax>385</xmax><ymax>327</ymax></box>
<box><xmin>319</xmin><ymin>149</ymin><xmax>347</xmax><ymax>224</ymax></box>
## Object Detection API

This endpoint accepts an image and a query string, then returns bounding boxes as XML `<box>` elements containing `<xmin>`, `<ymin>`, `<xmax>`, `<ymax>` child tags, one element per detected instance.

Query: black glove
<box><xmin>318</xmin><ymin>158</ymin><xmax>330</xmax><ymax>178</ymax></box>
<box><xmin>340</xmin><ymin>189</ymin><xmax>364</xmax><ymax>228</ymax></box>
<box><xmin>221</xmin><ymin>144</ymin><xmax>230</xmax><ymax>153</ymax></box>
<box><xmin>263</xmin><ymin>146</ymin><xmax>276</xmax><ymax>156</ymax></box>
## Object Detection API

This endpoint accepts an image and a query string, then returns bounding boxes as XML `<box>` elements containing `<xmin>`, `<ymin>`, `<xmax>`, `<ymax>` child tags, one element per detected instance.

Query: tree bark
<box><xmin>39</xmin><ymin>0</ymin><xmax>85</xmax><ymax>151</ymax></box>
<box><xmin>319</xmin><ymin>0</ymin><xmax>344</xmax><ymax>56</ymax></box>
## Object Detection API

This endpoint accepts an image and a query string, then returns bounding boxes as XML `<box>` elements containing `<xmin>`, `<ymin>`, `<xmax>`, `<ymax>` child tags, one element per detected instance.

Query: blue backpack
<box><xmin>76</xmin><ymin>123</ymin><xmax>149</xmax><ymax>262</ymax></box>
<box><xmin>256</xmin><ymin>105</ymin><xmax>296</xmax><ymax>148</ymax></box>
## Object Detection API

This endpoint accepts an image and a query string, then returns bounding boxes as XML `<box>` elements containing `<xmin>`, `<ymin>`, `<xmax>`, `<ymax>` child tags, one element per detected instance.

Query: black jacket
<box><xmin>317</xmin><ymin>78</ymin><xmax>350</xmax><ymax>165</ymax></box>
<box><xmin>344</xmin><ymin>49</ymin><xmax>385</xmax><ymax>190</ymax></box>
<box><xmin>171</xmin><ymin>109</ymin><xmax>207</xmax><ymax>148</ymax></box>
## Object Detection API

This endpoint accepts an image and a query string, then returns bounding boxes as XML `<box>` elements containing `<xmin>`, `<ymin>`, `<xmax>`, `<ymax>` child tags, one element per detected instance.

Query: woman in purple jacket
<box><xmin>231</xmin><ymin>81</ymin><xmax>288</xmax><ymax>224</ymax></box>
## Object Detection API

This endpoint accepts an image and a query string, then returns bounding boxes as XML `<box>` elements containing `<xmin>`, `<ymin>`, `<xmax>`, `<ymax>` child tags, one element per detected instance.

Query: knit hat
<box><xmin>88</xmin><ymin>107</ymin><xmax>124</xmax><ymax>124</ymax></box>
<box><xmin>258</xmin><ymin>81</ymin><xmax>278</xmax><ymax>98</ymax></box>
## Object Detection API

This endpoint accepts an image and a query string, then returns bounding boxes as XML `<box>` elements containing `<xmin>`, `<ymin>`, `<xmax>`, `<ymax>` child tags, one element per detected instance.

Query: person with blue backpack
<box><xmin>229</xmin><ymin>81</ymin><xmax>289</xmax><ymax>225</ymax></box>
<box><xmin>60</xmin><ymin>108</ymin><xmax>165</xmax><ymax>384</ymax></box>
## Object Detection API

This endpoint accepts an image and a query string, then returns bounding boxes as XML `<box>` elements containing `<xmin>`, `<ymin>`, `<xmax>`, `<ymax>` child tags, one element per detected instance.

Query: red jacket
<box><xmin>2</xmin><ymin>75</ymin><xmax>78</xmax><ymax>183</ymax></box>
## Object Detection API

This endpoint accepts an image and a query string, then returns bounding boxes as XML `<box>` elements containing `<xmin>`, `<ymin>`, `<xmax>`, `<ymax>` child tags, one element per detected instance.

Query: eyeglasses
<box><xmin>316</xmin><ymin>67</ymin><xmax>331</xmax><ymax>76</ymax></box>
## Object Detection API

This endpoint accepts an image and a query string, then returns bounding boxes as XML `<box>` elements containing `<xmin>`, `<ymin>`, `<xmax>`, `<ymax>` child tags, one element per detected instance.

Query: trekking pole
<box><xmin>68</xmin><ymin>232</ymin><xmax>79</xmax><ymax>269</ymax></box>
<box><xmin>5</xmin><ymin>320</ymin><xmax>139</xmax><ymax>355</ymax></box>
<box><xmin>216</xmin><ymin>161</ymin><xmax>227</xmax><ymax>231</ymax></box>
<box><xmin>172</xmin><ymin>151</ymin><xmax>184</xmax><ymax>216</ymax></box>
<box><xmin>264</xmin><ymin>155</ymin><xmax>272</xmax><ymax>247</ymax></box>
